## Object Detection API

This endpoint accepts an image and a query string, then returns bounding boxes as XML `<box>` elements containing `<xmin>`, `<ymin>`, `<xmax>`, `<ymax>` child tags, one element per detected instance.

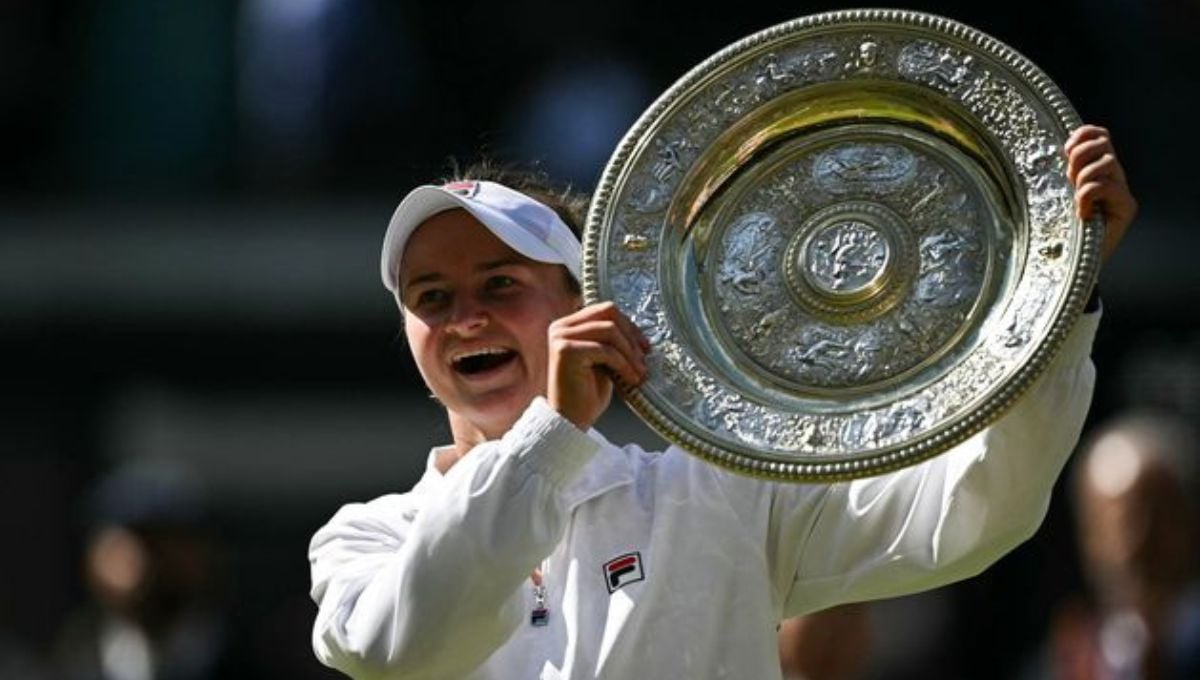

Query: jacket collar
<box><xmin>560</xmin><ymin>428</ymin><xmax>635</xmax><ymax>511</ymax></box>
<box><xmin>417</xmin><ymin>429</ymin><xmax>635</xmax><ymax>511</ymax></box>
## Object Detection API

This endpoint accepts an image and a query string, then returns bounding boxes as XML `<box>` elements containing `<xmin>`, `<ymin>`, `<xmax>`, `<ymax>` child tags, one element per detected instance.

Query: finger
<box><xmin>1074</xmin><ymin>180</ymin><xmax>1119</xmax><ymax>220</ymax></box>
<box><xmin>578</xmin><ymin>301</ymin><xmax>651</xmax><ymax>354</ymax></box>
<box><xmin>557</xmin><ymin>319</ymin><xmax>647</xmax><ymax>377</ymax></box>
<box><xmin>1066</xmin><ymin>136</ymin><xmax>1113</xmax><ymax>184</ymax></box>
<box><xmin>610</xmin><ymin>306</ymin><xmax>651</xmax><ymax>352</ymax></box>
<box><xmin>550</xmin><ymin>312</ymin><xmax>642</xmax><ymax>367</ymax></box>
<box><xmin>556</xmin><ymin>338</ymin><xmax>645</xmax><ymax>386</ymax></box>
<box><xmin>1074</xmin><ymin>153</ymin><xmax>1123</xmax><ymax>189</ymax></box>
<box><xmin>1065</xmin><ymin>124</ymin><xmax>1109</xmax><ymax>150</ymax></box>
<box><xmin>1066</xmin><ymin>134</ymin><xmax>1112</xmax><ymax>166</ymax></box>
<box><xmin>1074</xmin><ymin>180</ymin><xmax>1101</xmax><ymax>219</ymax></box>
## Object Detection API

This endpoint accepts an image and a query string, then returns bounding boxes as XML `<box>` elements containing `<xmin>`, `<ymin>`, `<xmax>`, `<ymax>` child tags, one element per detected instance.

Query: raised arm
<box><xmin>768</xmin><ymin>124</ymin><xmax>1134</xmax><ymax>616</ymax></box>
<box><xmin>775</xmin><ymin>311</ymin><xmax>1098</xmax><ymax>616</ymax></box>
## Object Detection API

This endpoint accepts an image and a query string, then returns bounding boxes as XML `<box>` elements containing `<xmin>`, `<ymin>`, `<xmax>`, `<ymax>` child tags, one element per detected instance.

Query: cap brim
<box><xmin>381</xmin><ymin>186</ymin><xmax>465</xmax><ymax>292</ymax></box>
<box><xmin>381</xmin><ymin>184</ymin><xmax>577</xmax><ymax>293</ymax></box>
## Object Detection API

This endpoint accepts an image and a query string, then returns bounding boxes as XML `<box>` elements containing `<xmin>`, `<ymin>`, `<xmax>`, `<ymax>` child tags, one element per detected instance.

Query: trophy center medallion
<box><xmin>803</xmin><ymin>219</ymin><xmax>891</xmax><ymax>300</ymax></box>
<box><xmin>783</xmin><ymin>200</ymin><xmax>910</xmax><ymax>317</ymax></box>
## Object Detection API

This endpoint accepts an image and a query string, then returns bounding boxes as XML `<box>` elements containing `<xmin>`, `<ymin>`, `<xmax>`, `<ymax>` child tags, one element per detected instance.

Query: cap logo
<box><xmin>442</xmin><ymin>180</ymin><xmax>479</xmax><ymax>198</ymax></box>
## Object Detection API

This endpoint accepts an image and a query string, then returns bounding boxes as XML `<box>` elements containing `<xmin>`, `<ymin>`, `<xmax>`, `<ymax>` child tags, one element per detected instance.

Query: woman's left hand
<box><xmin>1065</xmin><ymin>125</ymin><xmax>1137</xmax><ymax>264</ymax></box>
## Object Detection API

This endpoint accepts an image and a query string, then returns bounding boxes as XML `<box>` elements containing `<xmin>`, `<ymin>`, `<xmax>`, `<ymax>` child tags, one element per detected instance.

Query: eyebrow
<box><xmin>401</xmin><ymin>257</ymin><xmax>530</xmax><ymax>292</ymax></box>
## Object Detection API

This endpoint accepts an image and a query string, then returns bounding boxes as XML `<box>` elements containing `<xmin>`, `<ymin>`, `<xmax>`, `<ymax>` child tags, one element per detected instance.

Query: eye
<box><xmin>413</xmin><ymin>288</ymin><xmax>448</xmax><ymax>307</ymax></box>
<box><xmin>485</xmin><ymin>275</ymin><xmax>517</xmax><ymax>291</ymax></box>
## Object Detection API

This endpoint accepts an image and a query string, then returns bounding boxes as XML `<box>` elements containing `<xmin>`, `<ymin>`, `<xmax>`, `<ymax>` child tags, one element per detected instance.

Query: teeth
<box><xmin>450</xmin><ymin>347</ymin><xmax>510</xmax><ymax>363</ymax></box>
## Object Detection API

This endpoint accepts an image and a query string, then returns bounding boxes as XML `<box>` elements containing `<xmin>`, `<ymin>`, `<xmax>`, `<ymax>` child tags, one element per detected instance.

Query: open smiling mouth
<box><xmin>452</xmin><ymin>349</ymin><xmax>518</xmax><ymax>376</ymax></box>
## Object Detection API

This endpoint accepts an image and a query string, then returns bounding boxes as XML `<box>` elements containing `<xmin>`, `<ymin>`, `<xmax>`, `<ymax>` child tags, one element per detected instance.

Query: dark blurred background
<box><xmin>1</xmin><ymin>1</ymin><xmax>1197</xmax><ymax>678</ymax></box>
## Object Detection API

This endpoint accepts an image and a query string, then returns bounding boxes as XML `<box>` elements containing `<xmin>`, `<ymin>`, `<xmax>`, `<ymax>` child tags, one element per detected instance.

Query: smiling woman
<box><xmin>308</xmin><ymin>132</ymin><xmax>1131</xmax><ymax>678</ymax></box>
<box><xmin>397</xmin><ymin>208</ymin><xmax>583</xmax><ymax>459</ymax></box>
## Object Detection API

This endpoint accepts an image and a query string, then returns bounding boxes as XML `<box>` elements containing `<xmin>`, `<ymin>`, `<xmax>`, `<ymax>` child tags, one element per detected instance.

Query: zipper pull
<box><xmin>530</xmin><ymin>567</ymin><xmax>549</xmax><ymax>627</ymax></box>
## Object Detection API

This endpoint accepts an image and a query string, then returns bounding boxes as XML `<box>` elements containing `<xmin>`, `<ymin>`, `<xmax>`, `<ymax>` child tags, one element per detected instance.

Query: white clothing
<box><xmin>310</xmin><ymin>313</ymin><xmax>1099</xmax><ymax>680</ymax></box>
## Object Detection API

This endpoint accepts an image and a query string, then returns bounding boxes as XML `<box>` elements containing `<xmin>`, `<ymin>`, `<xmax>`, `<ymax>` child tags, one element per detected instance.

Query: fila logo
<box><xmin>442</xmin><ymin>180</ymin><xmax>479</xmax><ymax>198</ymax></box>
<box><xmin>602</xmin><ymin>552</ymin><xmax>644</xmax><ymax>594</ymax></box>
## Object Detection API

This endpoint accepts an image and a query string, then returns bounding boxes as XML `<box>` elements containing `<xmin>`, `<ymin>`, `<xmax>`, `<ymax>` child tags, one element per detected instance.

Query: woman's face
<box><xmin>398</xmin><ymin>209</ymin><xmax>580</xmax><ymax>444</ymax></box>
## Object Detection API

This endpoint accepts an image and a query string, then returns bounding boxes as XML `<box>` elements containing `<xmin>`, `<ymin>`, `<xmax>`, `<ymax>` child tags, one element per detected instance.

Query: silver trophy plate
<box><xmin>582</xmin><ymin>9</ymin><xmax>1101</xmax><ymax>481</ymax></box>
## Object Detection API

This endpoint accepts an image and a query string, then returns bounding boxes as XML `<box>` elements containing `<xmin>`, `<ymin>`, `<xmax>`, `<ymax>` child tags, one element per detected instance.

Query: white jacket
<box><xmin>310</xmin><ymin>313</ymin><xmax>1099</xmax><ymax>680</ymax></box>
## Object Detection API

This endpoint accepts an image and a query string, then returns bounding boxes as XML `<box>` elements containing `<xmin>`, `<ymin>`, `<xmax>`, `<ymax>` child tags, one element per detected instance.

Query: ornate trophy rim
<box><xmin>582</xmin><ymin>8</ymin><xmax>1102</xmax><ymax>482</ymax></box>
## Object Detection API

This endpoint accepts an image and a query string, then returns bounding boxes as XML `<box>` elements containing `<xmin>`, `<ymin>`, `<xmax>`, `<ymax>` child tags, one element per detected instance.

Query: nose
<box><xmin>445</xmin><ymin>294</ymin><xmax>488</xmax><ymax>336</ymax></box>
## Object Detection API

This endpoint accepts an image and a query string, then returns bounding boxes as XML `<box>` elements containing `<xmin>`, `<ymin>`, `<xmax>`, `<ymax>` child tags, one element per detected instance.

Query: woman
<box><xmin>310</xmin><ymin>126</ymin><xmax>1135</xmax><ymax>679</ymax></box>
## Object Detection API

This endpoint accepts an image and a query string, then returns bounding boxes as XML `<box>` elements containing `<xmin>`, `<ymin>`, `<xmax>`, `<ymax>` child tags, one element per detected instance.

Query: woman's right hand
<box><xmin>547</xmin><ymin>301</ymin><xmax>649</xmax><ymax>431</ymax></box>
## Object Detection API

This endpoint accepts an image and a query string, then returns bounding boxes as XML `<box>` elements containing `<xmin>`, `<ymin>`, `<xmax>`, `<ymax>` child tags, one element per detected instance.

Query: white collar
<box><xmin>561</xmin><ymin>428</ymin><xmax>635</xmax><ymax>511</ymax></box>
<box><xmin>416</xmin><ymin>429</ymin><xmax>634</xmax><ymax>511</ymax></box>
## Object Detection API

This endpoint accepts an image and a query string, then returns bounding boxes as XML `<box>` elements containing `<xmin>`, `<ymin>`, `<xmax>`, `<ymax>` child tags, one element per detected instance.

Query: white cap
<box><xmin>380</xmin><ymin>179</ymin><xmax>581</xmax><ymax>294</ymax></box>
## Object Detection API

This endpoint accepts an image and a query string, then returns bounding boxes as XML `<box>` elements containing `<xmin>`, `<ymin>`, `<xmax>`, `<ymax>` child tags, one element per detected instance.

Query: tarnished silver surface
<box><xmin>583</xmin><ymin>9</ymin><xmax>1102</xmax><ymax>481</ymax></box>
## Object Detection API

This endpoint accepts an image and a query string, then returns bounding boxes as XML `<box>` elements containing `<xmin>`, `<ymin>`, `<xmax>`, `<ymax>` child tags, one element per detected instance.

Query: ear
<box><xmin>395</xmin><ymin>307</ymin><xmax>413</xmax><ymax>349</ymax></box>
<box><xmin>396</xmin><ymin>293</ymin><xmax>416</xmax><ymax>324</ymax></box>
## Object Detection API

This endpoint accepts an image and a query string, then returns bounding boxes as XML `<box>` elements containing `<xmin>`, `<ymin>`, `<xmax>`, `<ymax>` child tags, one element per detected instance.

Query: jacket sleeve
<box><xmin>309</xmin><ymin>398</ymin><xmax>599</xmax><ymax>679</ymax></box>
<box><xmin>772</xmin><ymin>311</ymin><xmax>1100</xmax><ymax>618</ymax></box>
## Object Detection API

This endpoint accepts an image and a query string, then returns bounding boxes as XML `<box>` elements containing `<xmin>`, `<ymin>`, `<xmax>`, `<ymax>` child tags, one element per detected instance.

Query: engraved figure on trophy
<box><xmin>627</xmin><ymin>133</ymin><xmax>699</xmax><ymax>214</ymax></box>
<box><xmin>845</xmin><ymin>39</ymin><xmax>881</xmax><ymax>73</ymax></box>
<box><xmin>654</xmin><ymin>338</ymin><xmax>701</xmax><ymax>409</ymax></box>
<box><xmin>907</xmin><ymin>167</ymin><xmax>969</xmax><ymax>230</ymax></box>
<box><xmin>613</xmin><ymin>270</ymin><xmax>667</xmax><ymax>345</ymax></box>
<box><xmin>850</xmin><ymin>328</ymin><xmax>886</xmax><ymax>380</ymax></box>
<box><xmin>719</xmin><ymin>212</ymin><xmax>782</xmax><ymax>297</ymax></box>
<box><xmin>842</xmin><ymin>402</ymin><xmax>928</xmax><ymax>449</ymax></box>
<box><xmin>1000</xmin><ymin>277</ymin><xmax>1055</xmax><ymax>350</ymax></box>
<box><xmin>878</xmin><ymin>403</ymin><xmax>928</xmax><ymax>441</ymax></box>
<box><xmin>786</xmin><ymin>325</ymin><xmax>859</xmax><ymax>387</ymax></box>
<box><xmin>758</xmin><ymin>166</ymin><xmax>820</xmax><ymax>221</ymax></box>
<box><xmin>627</xmin><ymin>175</ymin><xmax>670</xmax><ymax>214</ymax></box>
<box><xmin>651</xmin><ymin>134</ymin><xmax>694</xmax><ymax>183</ymax></box>
<box><xmin>782</xmin><ymin>321</ymin><xmax>905</xmax><ymax>388</ymax></box>
<box><xmin>695</xmin><ymin>382</ymin><xmax>749</xmax><ymax>438</ymax></box>
<box><xmin>959</xmin><ymin>72</ymin><xmax>1047</xmax><ymax>152</ymax></box>
<box><xmin>890</xmin><ymin>308</ymin><xmax>937</xmax><ymax>352</ymax></box>
<box><xmin>1018</xmin><ymin>139</ymin><xmax>1062</xmax><ymax>178</ymax></box>
<box><xmin>1028</xmin><ymin>174</ymin><xmax>1074</xmax><ymax>229</ymax></box>
<box><xmin>807</xmin><ymin>220</ymin><xmax>890</xmax><ymax>294</ymax></box>
<box><xmin>780</xmin><ymin>45</ymin><xmax>840</xmax><ymax>84</ymax></box>
<box><xmin>915</xmin><ymin>228</ymin><xmax>984</xmax><ymax>308</ymax></box>
<box><xmin>814</xmin><ymin>143</ymin><xmax>918</xmax><ymax>196</ymax></box>
<box><xmin>897</xmin><ymin>41</ymin><xmax>975</xmax><ymax>89</ymax></box>
<box><xmin>754</xmin><ymin>53</ymin><xmax>793</xmax><ymax>96</ymax></box>
<box><xmin>753</xmin><ymin>306</ymin><xmax>791</xmax><ymax>338</ymax></box>
<box><xmin>1002</xmin><ymin>310</ymin><xmax>1032</xmax><ymax>349</ymax></box>
<box><xmin>713</xmin><ymin>78</ymin><xmax>753</xmax><ymax>118</ymax></box>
